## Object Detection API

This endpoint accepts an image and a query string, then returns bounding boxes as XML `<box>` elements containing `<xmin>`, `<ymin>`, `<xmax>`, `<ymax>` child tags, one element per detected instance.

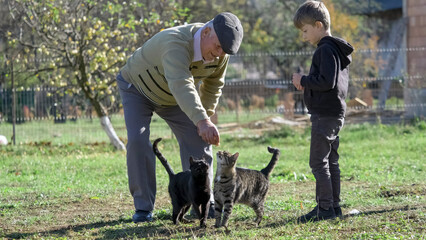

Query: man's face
<box><xmin>200</xmin><ymin>27</ymin><xmax>226</xmax><ymax>62</ymax></box>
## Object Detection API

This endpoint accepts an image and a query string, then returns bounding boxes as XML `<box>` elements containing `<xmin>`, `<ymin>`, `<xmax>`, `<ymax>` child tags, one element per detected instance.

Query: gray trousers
<box><xmin>309</xmin><ymin>115</ymin><xmax>344</xmax><ymax>210</ymax></box>
<box><xmin>116</xmin><ymin>73</ymin><xmax>214</xmax><ymax>212</ymax></box>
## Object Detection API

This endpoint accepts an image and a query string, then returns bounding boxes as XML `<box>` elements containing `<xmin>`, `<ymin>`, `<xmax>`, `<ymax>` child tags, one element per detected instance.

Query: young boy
<box><xmin>292</xmin><ymin>1</ymin><xmax>354</xmax><ymax>223</ymax></box>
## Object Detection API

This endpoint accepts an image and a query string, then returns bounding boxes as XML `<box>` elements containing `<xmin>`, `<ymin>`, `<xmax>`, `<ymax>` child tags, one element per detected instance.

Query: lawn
<box><xmin>0</xmin><ymin>110</ymin><xmax>279</xmax><ymax>145</ymax></box>
<box><xmin>0</xmin><ymin>119</ymin><xmax>425</xmax><ymax>239</ymax></box>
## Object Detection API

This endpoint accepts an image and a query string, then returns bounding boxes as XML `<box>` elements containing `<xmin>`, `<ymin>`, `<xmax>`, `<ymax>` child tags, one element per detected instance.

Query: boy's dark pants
<box><xmin>309</xmin><ymin>115</ymin><xmax>344</xmax><ymax>210</ymax></box>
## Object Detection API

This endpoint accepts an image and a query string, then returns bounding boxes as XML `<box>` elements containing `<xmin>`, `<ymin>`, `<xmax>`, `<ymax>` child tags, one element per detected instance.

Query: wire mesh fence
<box><xmin>0</xmin><ymin>47</ymin><xmax>425</xmax><ymax>145</ymax></box>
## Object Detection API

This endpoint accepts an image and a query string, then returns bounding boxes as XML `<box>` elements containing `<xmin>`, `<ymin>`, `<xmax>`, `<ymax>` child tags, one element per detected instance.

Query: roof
<box><xmin>371</xmin><ymin>0</ymin><xmax>402</xmax><ymax>11</ymax></box>
<box><xmin>353</xmin><ymin>0</ymin><xmax>402</xmax><ymax>14</ymax></box>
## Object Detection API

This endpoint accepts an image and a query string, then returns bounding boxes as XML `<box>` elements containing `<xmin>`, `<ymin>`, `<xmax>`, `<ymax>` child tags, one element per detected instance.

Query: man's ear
<box><xmin>201</xmin><ymin>26</ymin><xmax>211</xmax><ymax>38</ymax></box>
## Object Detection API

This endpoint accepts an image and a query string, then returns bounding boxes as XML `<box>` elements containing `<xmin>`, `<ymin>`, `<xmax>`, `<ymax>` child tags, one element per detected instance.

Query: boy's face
<box><xmin>300</xmin><ymin>21</ymin><xmax>326</xmax><ymax>45</ymax></box>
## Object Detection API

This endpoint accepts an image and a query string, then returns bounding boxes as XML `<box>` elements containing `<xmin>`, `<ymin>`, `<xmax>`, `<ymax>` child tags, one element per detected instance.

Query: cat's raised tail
<box><xmin>153</xmin><ymin>138</ymin><xmax>175</xmax><ymax>176</ymax></box>
<box><xmin>260</xmin><ymin>146</ymin><xmax>281</xmax><ymax>179</ymax></box>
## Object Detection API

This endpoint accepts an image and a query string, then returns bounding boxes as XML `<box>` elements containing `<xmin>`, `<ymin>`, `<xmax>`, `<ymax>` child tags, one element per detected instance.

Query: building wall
<box><xmin>406</xmin><ymin>0</ymin><xmax>426</xmax><ymax>83</ymax></box>
<box><xmin>405</xmin><ymin>0</ymin><xmax>426</xmax><ymax>117</ymax></box>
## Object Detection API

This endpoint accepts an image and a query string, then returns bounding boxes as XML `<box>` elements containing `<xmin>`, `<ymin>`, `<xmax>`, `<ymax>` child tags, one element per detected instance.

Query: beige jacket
<box><xmin>120</xmin><ymin>23</ymin><xmax>229</xmax><ymax>125</ymax></box>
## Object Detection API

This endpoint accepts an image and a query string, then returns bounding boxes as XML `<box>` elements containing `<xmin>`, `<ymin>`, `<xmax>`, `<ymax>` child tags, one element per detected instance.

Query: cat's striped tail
<box><xmin>153</xmin><ymin>138</ymin><xmax>175</xmax><ymax>176</ymax></box>
<box><xmin>260</xmin><ymin>146</ymin><xmax>281</xmax><ymax>179</ymax></box>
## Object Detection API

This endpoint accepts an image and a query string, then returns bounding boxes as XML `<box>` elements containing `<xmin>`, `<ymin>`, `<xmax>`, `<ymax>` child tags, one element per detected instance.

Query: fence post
<box><xmin>236</xmin><ymin>94</ymin><xmax>240</xmax><ymax>123</ymax></box>
<box><xmin>11</xmin><ymin>58</ymin><xmax>16</xmax><ymax>145</ymax></box>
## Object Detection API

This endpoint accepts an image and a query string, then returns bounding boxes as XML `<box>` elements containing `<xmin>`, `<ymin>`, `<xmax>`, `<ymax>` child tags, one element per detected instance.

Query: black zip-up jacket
<box><xmin>300</xmin><ymin>36</ymin><xmax>354</xmax><ymax>117</ymax></box>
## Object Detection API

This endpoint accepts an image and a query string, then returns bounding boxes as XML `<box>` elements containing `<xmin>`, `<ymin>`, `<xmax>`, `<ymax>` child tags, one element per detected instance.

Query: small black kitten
<box><xmin>153</xmin><ymin>138</ymin><xmax>211</xmax><ymax>228</ymax></box>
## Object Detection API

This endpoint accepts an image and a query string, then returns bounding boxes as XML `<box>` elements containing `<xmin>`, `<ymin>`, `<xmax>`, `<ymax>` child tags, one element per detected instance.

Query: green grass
<box><xmin>0</xmin><ymin>120</ymin><xmax>425</xmax><ymax>239</ymax></box>
<box><xmin>0</xmin><ymin>111</ymin><xmax>279</xmax><ymax>145</ymax></box>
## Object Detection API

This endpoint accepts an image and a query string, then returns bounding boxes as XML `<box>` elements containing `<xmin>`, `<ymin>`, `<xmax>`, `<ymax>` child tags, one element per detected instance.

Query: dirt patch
<box><xmin>218</xmin><ymin>115</ymin><xmax>309</xmax><ymax>136</ymax></box>
<box><xmin>379</xmin><ymin>184</ymin><xmax>426</xmax><ymax>198</ymax></box>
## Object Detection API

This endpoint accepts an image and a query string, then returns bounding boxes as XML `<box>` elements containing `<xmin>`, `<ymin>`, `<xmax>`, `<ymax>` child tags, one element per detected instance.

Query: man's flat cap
<box><xmin>213</xmin><ymin>12</ymin><xmax>243</xmax><ymax>55</ymax></box>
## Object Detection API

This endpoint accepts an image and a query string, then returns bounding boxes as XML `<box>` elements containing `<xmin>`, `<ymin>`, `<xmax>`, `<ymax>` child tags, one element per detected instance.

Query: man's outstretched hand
<box><xmin>197</xmin><ymin>119</ymin><xmax>220</xmax><ymax>146</ymax></box>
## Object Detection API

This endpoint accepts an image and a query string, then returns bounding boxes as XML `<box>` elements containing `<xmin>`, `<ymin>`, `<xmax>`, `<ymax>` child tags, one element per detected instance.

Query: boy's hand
<box><xmin>292</xmin><ymin>73</ymin><xmax>304</xmax><ymax>91</ymax></box>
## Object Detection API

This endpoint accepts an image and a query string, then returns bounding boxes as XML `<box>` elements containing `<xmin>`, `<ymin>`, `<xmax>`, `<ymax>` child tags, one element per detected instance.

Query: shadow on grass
<box><xmin>4</xmin><ymin>218</ymin><xmax>193</xmax><ymax>239</ymax></box>
<box><xmin>291</xmin><ymin>205</ymin><xmax>424</xmax><ymax>225</ymax></box>
<box><xmin>4</xmin><ymin>212</ymin><xmax>207</xmax><ymax>239</ymax></box>
<box><xmin>262</xmin><ymin>217</ymin><xmax>296</xmax><ymax>228</ymax></box>
<box><xmin>5</xmin><ymin>205</ymin><xmax>423</xmax><ymax>238</ymax></box>
<box><xmin>4</xmin><ymin>218</ymin><xmax>131</xmax><ymax>239</ymax></box>
<box><xmin>341</xmin><ymin>205</ymin><xmax>423</xmax><ymax>219</ymax></box>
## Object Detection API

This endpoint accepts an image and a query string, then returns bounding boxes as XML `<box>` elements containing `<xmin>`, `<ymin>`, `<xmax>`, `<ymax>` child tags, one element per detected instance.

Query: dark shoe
<box><xmin>132</xmin><ymin>210</ymin><xmax>153</xmax><ymax>223</ymax></box>
<box><xmin>298</xmin><ymin>206</ymin><xmax>336</xmax><ymax>223</ymax></box>
<box><xmin>334</xmin><ymin>207</ymin><xmax>343</xmax><ymax>218</ymax></box>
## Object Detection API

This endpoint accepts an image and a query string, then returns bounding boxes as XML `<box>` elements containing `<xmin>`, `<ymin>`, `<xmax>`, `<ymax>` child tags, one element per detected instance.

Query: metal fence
<box><xmin>0</xmin><ymin>47</ymin><xmax>425</xmax><ymax>145</ymax></box>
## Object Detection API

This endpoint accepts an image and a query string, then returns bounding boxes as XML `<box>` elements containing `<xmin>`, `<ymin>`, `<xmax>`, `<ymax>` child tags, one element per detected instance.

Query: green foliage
<box><xmin>2</xmin><ymin>0</ymin><xmax>385</xmax><ymax>115</ymax></box>
<box><xmin>264</xmin><ymin>94</ymin><xmax>278</xmax><ymax>108</ymax></box>
<box><xmin>413</xmin><ymin>118</ymin><xmax>426</xmax><ymax>130</ymax></box>
<box><xmin>4</xmin><ymin>0</ymin><xmax>190</xmax><ymax>116</ymax></box>
<box><xmin>179</xmin><ymin>0</ymin><xmax>380</xmax><ymax>81</ymax></box>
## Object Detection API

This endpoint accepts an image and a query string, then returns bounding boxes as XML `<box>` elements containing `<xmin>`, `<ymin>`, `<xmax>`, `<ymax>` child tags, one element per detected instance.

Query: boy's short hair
<box><xmin>293</xmin><ymin>1</ymin><xmax>330</xmax><ymax>30</ymax></box>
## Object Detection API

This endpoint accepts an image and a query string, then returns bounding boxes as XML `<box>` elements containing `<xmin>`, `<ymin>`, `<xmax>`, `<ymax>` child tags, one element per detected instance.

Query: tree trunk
<box><xmin>76</xmin><ymin>55</ymin><xmax>126</xmax><ymax>150</ymax></box>
<box><xmin>100</xmin><ymin>115</ymin><xmax>126</xmax><ymax>150</ymax></box>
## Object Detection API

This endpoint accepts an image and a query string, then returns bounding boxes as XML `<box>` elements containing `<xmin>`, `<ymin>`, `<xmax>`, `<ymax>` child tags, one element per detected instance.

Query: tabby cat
<box><xmin>153</xmin><ymin>138</ymin><xmax>211</xmax><ymax>228</ymax></box>
<box><xmin>214</xmin><ymin>146</ymin><xmax>281</xmax><ymax>228</ymax></box>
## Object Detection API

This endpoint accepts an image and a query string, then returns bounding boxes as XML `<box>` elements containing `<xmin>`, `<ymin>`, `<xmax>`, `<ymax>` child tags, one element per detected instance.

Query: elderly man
<box><xmin>116</xmin><ymin>12</ymin><xmax>243</xmax><ymax>223</ymax></box>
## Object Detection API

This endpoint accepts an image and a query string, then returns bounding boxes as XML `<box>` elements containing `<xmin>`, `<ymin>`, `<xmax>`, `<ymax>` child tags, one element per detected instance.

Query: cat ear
<box><xmin>233</xmin><ymin>152</ymin><xmax>239</xmax><ymax>161</ymax></box>
<box><xmin>189</xmin><ymin>156</ymin><xmax>194</xmax><ymax>165</ymax></box>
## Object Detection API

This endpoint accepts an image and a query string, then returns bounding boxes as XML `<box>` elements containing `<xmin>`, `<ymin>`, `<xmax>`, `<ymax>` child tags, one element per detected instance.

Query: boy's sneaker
<box><xmin>132</xmin><ymin>210</ymin><xmax>153</xmax><ymax>223</ymax></box>
<box><xmin>334</xmin><ymin>207</ymin><xmax>343</xmax><ymax>218</ymax></box>
<box><xmin>298</xmin><ymin>206</ymin><xmax>336</xmax><ymax>223</ymax></box>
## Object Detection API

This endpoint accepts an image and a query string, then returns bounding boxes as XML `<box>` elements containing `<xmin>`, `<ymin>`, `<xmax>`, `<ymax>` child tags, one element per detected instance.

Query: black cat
<box><xmin>153</xmin><ymin>138</ymin><xmax>211</xmax><ymax>228</ymax></box>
